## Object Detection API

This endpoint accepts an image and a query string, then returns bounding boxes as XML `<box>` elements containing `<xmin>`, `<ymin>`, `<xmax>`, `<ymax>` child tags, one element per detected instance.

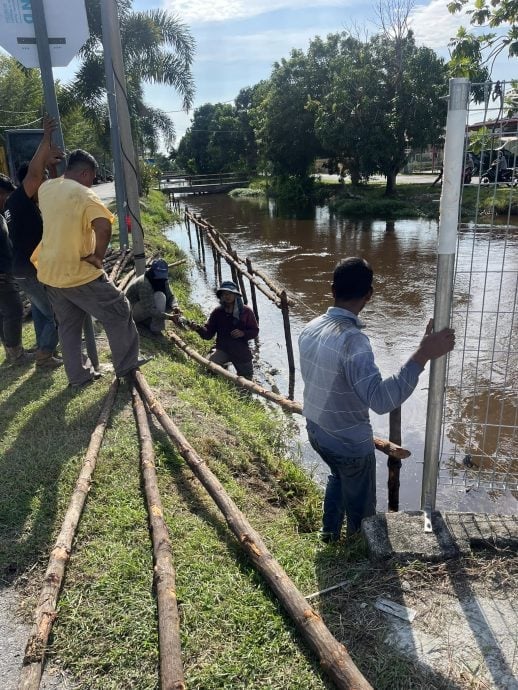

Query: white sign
<box><xmin>0</xmin><ymin>0</ymin><xmax>89</xmax><ymax>68</ymax></box>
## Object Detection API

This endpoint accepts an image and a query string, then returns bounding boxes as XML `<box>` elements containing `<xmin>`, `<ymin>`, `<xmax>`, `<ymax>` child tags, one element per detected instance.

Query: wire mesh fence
<box><xmin>439</xmin><ymin>80</ymin><xmax>518</xmax><ymax>494</ymax></box>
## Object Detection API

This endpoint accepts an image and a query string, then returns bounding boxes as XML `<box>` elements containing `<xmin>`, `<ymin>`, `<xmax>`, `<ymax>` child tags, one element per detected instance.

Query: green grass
<box><xmin>0</xmin><ymin>191</ymin><xmax>461</xmax><ymax>689</ymax></box>
<box><xmin>325</xmin><ymin>181</ymin><xmax>517</xmax><ymax>220</ymax></box>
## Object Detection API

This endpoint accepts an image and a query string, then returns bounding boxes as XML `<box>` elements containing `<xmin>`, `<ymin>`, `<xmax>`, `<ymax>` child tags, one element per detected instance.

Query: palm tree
<box><xmin>63</xmin><ymin>0</ymin><xmax>195</xmax><ymax>154</ymax></box>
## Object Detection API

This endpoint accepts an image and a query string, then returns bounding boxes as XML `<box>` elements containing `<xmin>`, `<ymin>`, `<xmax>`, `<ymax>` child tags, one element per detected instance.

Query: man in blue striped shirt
<box><xmin>299</xmin><ymin>257</ymin><xmax>455</xmax><ymax>541</ymax></box>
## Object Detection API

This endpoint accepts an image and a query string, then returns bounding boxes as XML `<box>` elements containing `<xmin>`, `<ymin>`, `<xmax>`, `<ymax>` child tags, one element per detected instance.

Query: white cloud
<box><xmin>196</xmin><ymin>27</ymin><xmax>323</xmax><ymax>63</ymax></box>
<box><xmin>409</xmin><ymin>0</ymin><xmax>472</xmax><ymax>51</ymax></box>
<box><xmin>162</xmin><ymin>0</ymin><xmax>351</xmax><ymax>24</ymax></box>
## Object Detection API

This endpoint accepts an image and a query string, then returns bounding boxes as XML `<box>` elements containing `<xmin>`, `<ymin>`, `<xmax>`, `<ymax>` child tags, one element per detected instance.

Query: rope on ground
<box><xmin>133</xmin><ymin>369</ymin><xmax>374</xmax><ymax>690</ymax></box>
<box><xmin>18</xmin><ymin>378</ymin><xmax>120</xmax><ymax>690</ymax></box>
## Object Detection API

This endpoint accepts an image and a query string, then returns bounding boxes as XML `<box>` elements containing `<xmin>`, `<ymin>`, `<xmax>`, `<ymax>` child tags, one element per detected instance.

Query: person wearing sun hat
<box><xmin>126</xmin><ymin>258</ymin><xmax>179</xmax><ymax>336</ymax></box>
<box><xmin>188</xmin><ymin>279</ymin><xmax>259</xmax><ymax>379</ymax></box>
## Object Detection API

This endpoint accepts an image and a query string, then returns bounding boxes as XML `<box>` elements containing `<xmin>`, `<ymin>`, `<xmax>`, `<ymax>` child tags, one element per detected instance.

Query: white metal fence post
<box><xmin>420</xmin><ymin>78</ymin><xmax>470</xmax><ymax>530</ymax></box>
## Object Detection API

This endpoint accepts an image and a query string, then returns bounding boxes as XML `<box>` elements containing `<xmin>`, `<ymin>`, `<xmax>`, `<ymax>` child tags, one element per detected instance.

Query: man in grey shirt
<box><xmin>299</xmin><ymin>257</ymin><xmax>455</xmax><ymax>541</ymax></box>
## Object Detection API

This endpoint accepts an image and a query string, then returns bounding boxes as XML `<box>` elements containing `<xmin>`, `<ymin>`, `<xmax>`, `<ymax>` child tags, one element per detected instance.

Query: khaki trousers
<box><xmin>46</xmin><ymin>274</ymin><xmax>139</xmax><ymax>385</ymax></box>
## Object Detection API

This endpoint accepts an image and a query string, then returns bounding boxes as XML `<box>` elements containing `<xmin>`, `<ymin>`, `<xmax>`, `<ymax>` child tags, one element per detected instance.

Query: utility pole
<box><xmin>100</xmin><ymin>0</ymin><xmax>146</xmax><ymax>275</ymax></box>
<box><xmin>100</xmin><ymin>1</ymin><xmax>128</xmax><ymax>249</ymax></box>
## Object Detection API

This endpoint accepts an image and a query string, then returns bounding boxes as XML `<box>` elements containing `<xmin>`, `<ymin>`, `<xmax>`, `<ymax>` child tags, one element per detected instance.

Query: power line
<box><xmin>162</xmin><ymin>99</ymin><xmax>236</xmax><ymax>113</ymax></box>
<box><xmin>0</xmin><ymin>116</ymin><xmax>42</xmax><ymax>128</ymax></box>
<box><xmin>0</xmin><ymin>108</ymin><xmax>41</xmax><ymax>114</ymax></box>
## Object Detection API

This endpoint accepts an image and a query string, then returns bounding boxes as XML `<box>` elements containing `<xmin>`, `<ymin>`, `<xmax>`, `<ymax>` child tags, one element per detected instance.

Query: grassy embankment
<box><xmin>1</xmin><ymin>190</ymin><xmax>456</xmax><ymax>689</ymax></box>
<box><xmin>233</xmin><ymin>176</ymin><xmax>517</xmax><ymax>219</ymax></box>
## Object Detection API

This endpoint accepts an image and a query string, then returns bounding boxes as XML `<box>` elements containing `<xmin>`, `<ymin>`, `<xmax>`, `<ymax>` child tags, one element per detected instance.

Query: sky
<box><xmin>3</xmin><ymin>0</ymin><xmax>516</xmax><ymax>146</ymax></box>
<box><xmin>138</xmin><ymin>0</ymin><xmax>516</xmax><ymax>145</ymax></box>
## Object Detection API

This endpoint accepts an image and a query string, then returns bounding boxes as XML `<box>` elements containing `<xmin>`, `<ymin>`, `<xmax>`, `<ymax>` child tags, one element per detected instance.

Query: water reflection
<box><xmin>170</xmin><ymin>194</ymin><xmax>517</xmax><ymax>513</ymax></box>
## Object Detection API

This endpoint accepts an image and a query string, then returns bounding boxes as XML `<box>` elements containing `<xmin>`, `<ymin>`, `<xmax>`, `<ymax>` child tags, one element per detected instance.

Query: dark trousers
<box><xmin>16</xmin><ymin>274</ymin><xmax>59</xmax><ymax>353</ymax></box>
<box><xmin>46</xmin><ymin>274</ymin><xmax>140</xmax><ymax>385</ymax></box>
<box><xmin>0</xmin><ymin>274</ymin><xmax>23</xmax><ymax>347</ymax></box>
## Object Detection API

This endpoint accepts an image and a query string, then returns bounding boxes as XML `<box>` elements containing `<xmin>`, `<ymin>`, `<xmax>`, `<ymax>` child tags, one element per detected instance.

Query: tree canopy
<box><xmin>448</xmin><ymin>0</ymin><xmax>517</xmax><ymax>75</ymax></box>
<box><xmin>65</xmin><ymin>0</ymin><xmax>195</xmax><ymax>155</ymax></box>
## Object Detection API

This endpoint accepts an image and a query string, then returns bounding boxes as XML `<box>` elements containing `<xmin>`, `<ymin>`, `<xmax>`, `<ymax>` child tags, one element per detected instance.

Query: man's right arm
<box><xmin>23</xmin><ymin>117</ymin><xmax>64</xmax><ymax>199</ymax></box>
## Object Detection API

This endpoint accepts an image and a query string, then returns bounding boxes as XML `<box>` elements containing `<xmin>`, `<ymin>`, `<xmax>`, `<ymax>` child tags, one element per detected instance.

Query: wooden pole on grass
<box><xmin>131</xmin><ymin>386</ymin><xmax>185</xmax><ymax>690</ymax></box>
<box><xmin>18</xmin><ymin>379</ymin><xmax>120</xmax><ymax>690</ymax></box>
<box><xmin>133</xmin><ymin>370</ymin><xmax>373</xmax><ymax>690</ymax></box>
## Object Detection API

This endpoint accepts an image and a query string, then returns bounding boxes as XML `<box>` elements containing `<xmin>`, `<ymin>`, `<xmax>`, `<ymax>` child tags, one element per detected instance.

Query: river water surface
<box><xmin>166</xmin><ymin>193</ymin><xmax>517</xmax><ymax>515</ymax></box>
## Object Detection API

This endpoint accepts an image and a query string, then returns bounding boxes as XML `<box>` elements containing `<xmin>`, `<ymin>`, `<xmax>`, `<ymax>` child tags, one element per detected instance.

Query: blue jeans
<box><xmin>16</xmin><ymin>275</ymin><xmax>59</xmax><ymax>353</ymax></box>
<box><xmin>308</xmin><ymin>426</ymin><xmax>376</xmax><ymax>538</ymax></box>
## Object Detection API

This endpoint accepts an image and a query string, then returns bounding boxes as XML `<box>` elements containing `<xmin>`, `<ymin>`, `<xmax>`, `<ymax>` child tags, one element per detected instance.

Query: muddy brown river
<box><xmin>166</xmin><ymin>193</ymin><xmax>517</xmax><ymax>515</ymax></box>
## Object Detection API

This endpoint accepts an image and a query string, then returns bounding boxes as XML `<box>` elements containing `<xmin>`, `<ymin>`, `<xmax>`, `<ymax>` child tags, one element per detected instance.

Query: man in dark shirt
<box><xmin>5</xmin><ymin>118</ymin><xmax>64</xmax><ymax>369</ymax></box>
<box><xmin>189</xmin><ymin>280</ymin><xmax>259</xmax><ymax>379</ymax></box>
<box><xmin>0</xmin><ymin>174</ymin><xmax>29</xmax><ymax>365</ymax></box>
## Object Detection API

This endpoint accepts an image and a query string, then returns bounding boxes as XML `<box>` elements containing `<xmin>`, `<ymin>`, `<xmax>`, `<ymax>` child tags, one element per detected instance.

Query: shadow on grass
<box><xmin>313</xmin><ymin>545</ymin><xmax>463</xmax><ymax>690</ymax></box>
<box><xmin>151</xmin><ymin>426</ymin><xmax>335</xmax><ymax>689</ymax></box>
<box><xmin>0</xmin><ymin>368</ymin><xmax>106</xmax><ymax>587</ymax></box>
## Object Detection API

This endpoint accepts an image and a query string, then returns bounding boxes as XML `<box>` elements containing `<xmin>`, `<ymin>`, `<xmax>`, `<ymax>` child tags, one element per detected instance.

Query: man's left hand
<box><xmin>231</xmin><ymin>328</ymin><xmax>244</xmax><ymax>338</ymax></box>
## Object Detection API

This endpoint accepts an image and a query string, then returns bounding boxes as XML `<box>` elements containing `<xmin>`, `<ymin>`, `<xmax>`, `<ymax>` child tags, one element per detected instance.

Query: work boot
<box><xmin>35</xmin><ymin>349</ymin><xmax>63</xmax><ymax>369</ymax></box>
<box><xmin>5</xmin><ymin>345</ymin><xmax>34</xmax><ymax>366</ymax></box>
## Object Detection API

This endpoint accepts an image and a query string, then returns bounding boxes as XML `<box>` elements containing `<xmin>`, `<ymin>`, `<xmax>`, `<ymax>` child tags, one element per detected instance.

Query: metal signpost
<box><xmin>0</xmin><ymin>0</ymin><xmax>98</xmax><ymax>366</ymax></box>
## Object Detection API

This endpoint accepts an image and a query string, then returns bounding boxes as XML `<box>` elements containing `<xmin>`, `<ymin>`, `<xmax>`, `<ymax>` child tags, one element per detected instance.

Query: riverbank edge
<box><xmin>2</xmin><ymin>191</ymin><xmax>512</xmax><ymax>690</ymax></box>
<box><xmin>231</xmin><ymin>178</ymin><xmax>518</xmax><ymax>219</ymax></box>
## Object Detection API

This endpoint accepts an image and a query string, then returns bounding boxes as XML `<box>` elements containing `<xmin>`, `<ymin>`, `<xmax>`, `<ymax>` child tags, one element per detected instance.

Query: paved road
<box><xmin>93</xmin><ymin>181</ymin><xmax>116</xmax><ymax>203</ymax></box>
<box><xmin>93</xmin><ymin>174</ymin><xmax>457</xmax><ymax>204</ymax></box>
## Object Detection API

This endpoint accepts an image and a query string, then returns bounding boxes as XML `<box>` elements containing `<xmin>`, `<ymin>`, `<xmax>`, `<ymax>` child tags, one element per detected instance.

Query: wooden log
<box><xmin>246</xmin><ymin>258</ymin><xmax>259</xmax><ymax>323</ymax></box>
<box><xmin>117</xmin><ymin>249</ymin><xmax>134</xmax><ymax>281</ymax></box>
<box><xmin>387</xmin><ymin>407</ymin><xmax>402</xmax><ymax>512</ymax></box>
<box><xmin>167</xmin><ymin>259</ymin><xmax>187</xmax><ymax>269</ymax></box>
<box><xmin>233</xmin><ymin>250</ymin><xmax>248</xmax><ymax>304</ymax></box>
<box><xmin>168</xmin><ymin>330</ymin><xmax>302</xmax><ymax>413</ymax></box>
<box><xmin>133</xmin><ymin>371</ymin><xmax>373</xmax><ymax>690</ymax></box>
<box><xmin>18</xmin><ymin>379</ymin><xmax>120</xmax><ymax>690</ymax></box>
<box><xmin>203</xmin><ymin>229</ymin><xmax>280</xmax><ymax>306</ymax></box>
<box><xmin>131</xmin><ymin>387</ymin><xmax>185</xmax><ymax>690</ymax></box>
<box><xmin>280</xmin><ymin>290</ymin><xmax>295</xmax><ymax>376</ymax></box>
<box><xmin>119</xmin><ymin>268</ymin><xmax>136</xmax><ymax>292</ymax></box>
<box><xmin>167</xmin><ymin>330</ymin><xmax>409</xmax><ymax>459</ymax></box>
<box><xmin>109</xmin><ymin>249</ymin><xmax>127</xmax><ymax>282</ymax></box>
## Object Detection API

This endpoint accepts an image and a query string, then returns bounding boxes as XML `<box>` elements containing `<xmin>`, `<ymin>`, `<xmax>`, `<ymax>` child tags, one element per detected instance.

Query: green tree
<box><xmin>448</xmin><ymin>0</ymin><xmax>518</xmax><ymax>66</ymax></box>
<box><xmin>176</xmin><ymin>102</ymin><xmax>256</xmax><ymax>174</ymax></box>
<box><xmin>0</xmin><ymin>55</ymin><xmax>43</xmax><ymax>131</ymax></box>
<box><xmin>0</xmin><ymin>55</ymin><xmax>108</xmax><ymax>173</ymax></box>
<box><xmin>313</xmin><ymin>28</ymin><xmax>447</xmax><ymax>194</ymax></box>
<box><xmin>65</xmin><ymin>0</ymin><xmax>195</xmax><ymax>154</ymax></box>
<box><xmin>256</xmin><ymin>48</ymin><xmax>327</xmax><ymax>179</ymax></box>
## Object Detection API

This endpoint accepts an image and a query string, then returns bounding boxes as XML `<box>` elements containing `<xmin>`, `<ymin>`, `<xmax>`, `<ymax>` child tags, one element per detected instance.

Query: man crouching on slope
<box><xmin>298</xmin><ymin>257</ymin><xmax>455</xmax><ymax>542</ymax></box>
<box><xmin>35</xmin><ymin>149</ymin><xmax>144</xmax><ymax>388</ymax></box>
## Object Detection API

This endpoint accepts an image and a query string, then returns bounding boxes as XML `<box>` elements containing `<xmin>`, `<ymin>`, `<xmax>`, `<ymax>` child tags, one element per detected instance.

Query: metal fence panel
<box><xmin>439</xmin><ymin>80</ymin><xmax>518</xmax><ymax>493</ymax></box>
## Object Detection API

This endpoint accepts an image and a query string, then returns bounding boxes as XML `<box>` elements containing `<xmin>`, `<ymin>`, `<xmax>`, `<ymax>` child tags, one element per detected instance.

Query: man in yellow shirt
<box><xmin>37</xmin><ymin>149</ymin><xmax>142</xmax><ymax>387</ymax></box>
